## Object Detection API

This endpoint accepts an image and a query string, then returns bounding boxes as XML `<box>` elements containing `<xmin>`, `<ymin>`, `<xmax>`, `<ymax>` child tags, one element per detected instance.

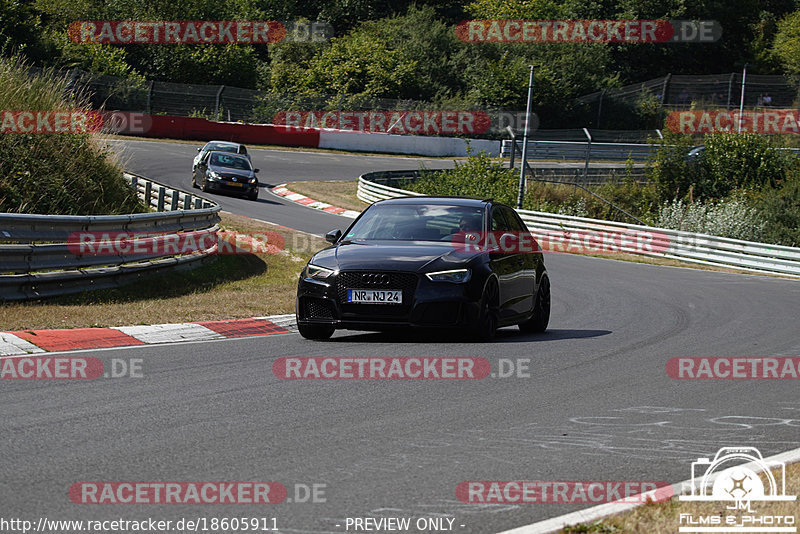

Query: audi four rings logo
<box><xmin>362</xmin><ymin>273</ymin><xmax>390</xmax><ymax>285</ymax></box>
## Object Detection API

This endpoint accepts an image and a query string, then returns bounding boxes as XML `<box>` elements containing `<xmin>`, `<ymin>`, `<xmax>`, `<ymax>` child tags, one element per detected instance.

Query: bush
<box><xmin>649</xmin><ymin>133</ymin><xmax>792</xmax><ymax>203</ymax></box>
<box><xmin>654</xmin><ymin>195</ymin><xmax>765</xmax><ymax>241</ymax></box>
<box><xmin>410</xmin><ymin>151</ymin><xmax>521</xmax><ymax>205</ymax></box>
<box><xmin>0</xmin><ymin>56</ymin><xmax>145</xmax><ymax>215</ymax></box>
<box><xmin>754</xmin><ymin>169</ymin><xmax>800</xmax><ymax>247</ymax></box>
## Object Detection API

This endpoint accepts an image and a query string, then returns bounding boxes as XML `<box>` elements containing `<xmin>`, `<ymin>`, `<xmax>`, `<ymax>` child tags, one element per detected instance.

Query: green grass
<box><xmin>0</xmin><ymin>56</ymin><xmax>144</xmax><ymax>215</ymax></box>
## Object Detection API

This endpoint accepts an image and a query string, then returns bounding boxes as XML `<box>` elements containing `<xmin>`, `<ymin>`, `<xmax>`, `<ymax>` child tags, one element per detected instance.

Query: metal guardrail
<box><xmin>0</xmin><ymin>173</ymin><xmax>221</xmax><ymax>301</ymax></box>
<box><xmin>501</xmin><ymin>139</ymin><xmax>658</xmax><ymax>162</ymax></box>
<box><xmin>357</xmin><ymin>172</ymin><xmax>800</xmax><ymax>278</ymax></box>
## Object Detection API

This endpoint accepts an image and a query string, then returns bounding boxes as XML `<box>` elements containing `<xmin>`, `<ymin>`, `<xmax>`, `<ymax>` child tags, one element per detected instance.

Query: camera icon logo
<box><xmin>680</xmin><ymin>447</ymin><xmax>796</xmax><ymax>503</ymax></box>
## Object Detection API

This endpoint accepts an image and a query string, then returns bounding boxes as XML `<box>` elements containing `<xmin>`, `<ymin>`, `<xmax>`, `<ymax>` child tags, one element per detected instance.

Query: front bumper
<box><xmin>296</xmin><ymin>270</ymin><xmax>483</xmax><ymax>331</ymax></box>
<box><xmin>206</xmin><ymin>178</ymin><xmax>257</xmax><ymax>195</ymax></box>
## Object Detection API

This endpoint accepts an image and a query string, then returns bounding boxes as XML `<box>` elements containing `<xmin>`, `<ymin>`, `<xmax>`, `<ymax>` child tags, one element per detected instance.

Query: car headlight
<box><xmin>207</xmin><ymin>171</ymin><xmax>221</xmax><ymax>180</ymax></box>
<box><xmin>249</xmin><ymin>177</ymin><xmax>257</xmax><ymax>184</ymax></box>
<box><xmin>425</xmin><ymin>268</ymin><xmax>471</xmax><ymax>283</ymax></box>
<box><xmin>305</xmin><ymin>263</ymin><xmax>335</xmax><ymax>280</ymax></box>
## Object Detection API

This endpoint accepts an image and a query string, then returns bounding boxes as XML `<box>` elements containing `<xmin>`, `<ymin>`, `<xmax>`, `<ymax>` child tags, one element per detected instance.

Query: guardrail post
<box><xmin>130</xmin><ymin>176</ymin><xmax>138</xmax><ymax>190</ymax></box>
<box><xmin>144</xmin><ymin>181</ymin><xmax>152</xmax><ymax>208</ymax></box>
<box><xmin>194</xmin><ymin>198</ymin><xmax>203</xmax><ymax>209</ymax></box>
<box><xmin>157</xmin><ymin>186</ymin><xmax>166</xmax><ymax>212</ymax></box>
<box><xmin>183</xmin><ymin>193</ymin><xmax>191</xmax><ymax>209</ymax></box>
<box><xmin>170</xmin><ymin>190</ymin><xmax>180</xmax><ymax>211</ymax></box>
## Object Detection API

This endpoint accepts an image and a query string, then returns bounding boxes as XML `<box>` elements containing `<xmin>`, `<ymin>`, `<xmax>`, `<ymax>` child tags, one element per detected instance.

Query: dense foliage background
<box><xmin>4</xmin><ymin>0</ymin><xmax>800</xmax><ymax>128</ymax></box>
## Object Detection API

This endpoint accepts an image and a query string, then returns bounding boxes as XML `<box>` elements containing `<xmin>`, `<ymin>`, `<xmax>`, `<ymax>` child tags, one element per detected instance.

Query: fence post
<box><xmin>796</xmin><ymin>79</ymin><xmax>800</xmax><ymax>108</ymax></box>
<box><xmin>157</xmin><ymin>186</ymin><xmax>166</xmax><ymax>211</ymax></box>
<box><xmin>144</xmin><ymin>181</ymin><xmax>152</xmax><ymax>208</ymax></box>
<box><xmin>582</xmin><ymin>128</ymin><xmax>592</xmax><ymax>182</ymax></box>
<box><xmin>183</xmin><ymin>193</ymin><xmax>191</xmax><ymax>209</ymax></box>
<box><xmin>130</xmin><ymin>175</ymin><xmax>138</xmax><ymax>190</ymax></box>
<box><xmin>215</xmin><ymin>85</ymin><xmax>225</xmax><ymax>121</ymax></box>
<box><xmin>170</xmin><ymin>190</ymin><xmax>180</xmax><ymax>210</ymax></box>
<box><xmin>661</xmin><ymin>74</ymin><xmax>671</xmax><ymax>106</ymax></box>
<box><xmin>146</xmin><ymin>81</ymin><xmax>153</xmax><ymax>115</ymax></box>
<box><xmin>596</xmin><ymin>89</ymin><xmax>605</xmax><ymax>128</ymax></box>
<box><xmin>194</xmin><ymin>197</ymin><xmax>203</xmax><ymax>209</ymax></box>
<box><xmin>726</xmin><ymin>72</ymin><xmax>735</xmax><ymax>110</ymax></box>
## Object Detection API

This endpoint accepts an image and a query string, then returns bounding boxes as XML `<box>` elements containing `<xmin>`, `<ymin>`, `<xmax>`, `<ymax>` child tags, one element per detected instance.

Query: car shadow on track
<box><xmin>327</xmin><ymin>328</ymin><xmax>612</xmax><ymax>344</ymax></box>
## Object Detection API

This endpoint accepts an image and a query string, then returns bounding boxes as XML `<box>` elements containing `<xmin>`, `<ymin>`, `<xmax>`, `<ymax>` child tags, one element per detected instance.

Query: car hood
<box><xmin>208</xmin><ymin>165</ymin><xmax>254</xmax><ymax>179</ymax></box>
<box><xmin>311</xmin><ymin>240</ymin><xmax>477</xmax><ymax>273</ymax></box>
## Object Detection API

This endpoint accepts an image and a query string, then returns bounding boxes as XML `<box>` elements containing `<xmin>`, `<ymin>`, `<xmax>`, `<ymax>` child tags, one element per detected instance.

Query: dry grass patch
<box><xmin>561</xmin><ymin>461</ymin><xmax>800</xmax><ymax>533</ymax></box>
<box><xmin>0</xmin><ymin>212</ymin><xmax>327</xmax><ymax>330</ymax></box>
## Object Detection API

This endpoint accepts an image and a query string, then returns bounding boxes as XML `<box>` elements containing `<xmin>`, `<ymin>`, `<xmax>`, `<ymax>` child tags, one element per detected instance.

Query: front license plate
<box><xmin>227</xmin><ymin>181</ymin><xmax>243</xmax><ymax>187</ymax></box>
<box><xmin>347</xmin><ymin>289</ymin><xmax>402</xmax><ymax>304</ymax></box>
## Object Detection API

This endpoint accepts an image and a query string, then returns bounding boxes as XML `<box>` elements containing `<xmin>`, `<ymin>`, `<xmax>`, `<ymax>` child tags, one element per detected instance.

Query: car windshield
<box><xmin>344</xmin><ymin>203</ymin><xmax>485</xmax><ymax>241</ymax></box>
<box><xmin>206</xmin><ymin>143</ymin><xmax>238</xmax><ymax>153</ymax></box>
<box><xmin>210</xmin><ymin>153</ymin><xmax>251</xmax><ymax>170</ymax></box>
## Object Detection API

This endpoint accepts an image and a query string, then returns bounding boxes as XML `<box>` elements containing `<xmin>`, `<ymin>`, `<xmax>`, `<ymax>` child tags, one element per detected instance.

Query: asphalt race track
<box><xmin>2</xmin><ymin>140</ymin><xmax>800</xmax><ymax>533</ymax></box>
<box><xmin>107</xmin><ymin>138</ymin><xmax>457</xmax><ymax>234</ymax></box>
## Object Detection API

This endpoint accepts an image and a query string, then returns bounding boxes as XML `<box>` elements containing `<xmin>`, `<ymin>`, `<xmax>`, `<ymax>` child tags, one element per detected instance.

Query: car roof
<box><xmin>373</xmin><ymin>196</ymin><xmax>497</xmax><ymax>208</ymax></box>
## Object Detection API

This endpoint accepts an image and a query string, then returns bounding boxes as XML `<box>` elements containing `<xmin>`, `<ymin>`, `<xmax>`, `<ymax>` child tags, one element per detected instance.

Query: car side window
<box><xmin>491</xmin><ymin>208</ymin><xmax>512</xmax><ymax>232</ymax></box>
<box><xmin>501</xmin><ymin>207</ymin><xmax>527</xmax><ymax>232</ymax></box>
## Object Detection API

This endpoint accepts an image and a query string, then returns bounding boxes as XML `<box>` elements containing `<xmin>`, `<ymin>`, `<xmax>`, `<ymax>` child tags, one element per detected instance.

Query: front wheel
<box><xmin>519</xmin><ymin>274</ymin><xmax>550</xmax><ymax>333</ymax></box>
<box><xmin>473</xmin><ymin>279</ymin><xmax>499</xmax><ymax>342</ymax></box>
<box><xmin>298</xmin><ymin>323</ymin><xmax>335</xmax><ymax>340</ymax></box>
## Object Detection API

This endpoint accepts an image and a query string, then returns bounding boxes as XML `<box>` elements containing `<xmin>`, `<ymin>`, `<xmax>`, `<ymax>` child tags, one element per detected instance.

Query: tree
<box><xmin>772</xmin><ymin>10</ymin><xmax>800</xmax><ymax>77</ymax></box>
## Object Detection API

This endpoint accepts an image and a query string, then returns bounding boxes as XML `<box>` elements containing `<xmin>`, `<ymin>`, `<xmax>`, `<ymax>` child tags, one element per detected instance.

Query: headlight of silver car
<box><xmin>425</xmin><ymin>268</ymin><xmax>471</xmax><ymax>283</ymax></box>
<box><xmin>305</xmin><ymin>264</ymin><xmax>335</xmax><ymax>280</ymax></box>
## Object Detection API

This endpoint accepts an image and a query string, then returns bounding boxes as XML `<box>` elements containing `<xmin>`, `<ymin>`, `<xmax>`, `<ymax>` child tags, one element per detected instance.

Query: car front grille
<box><xmin>336</xmin><ymin>271</ymin><xmax>418</xmax><ymax>319</ymax></box>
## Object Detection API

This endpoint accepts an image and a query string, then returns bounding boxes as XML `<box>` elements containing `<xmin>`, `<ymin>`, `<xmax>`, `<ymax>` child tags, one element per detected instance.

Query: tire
<box><xmin>519</xmin><ymin>274</ymin><xmax>550</xmax><ymax>333</ymax></box>
<box><xmin>247</xmin><ymin>190</ymin><xmax>258</xmax><ymax>201</ymax></box>
<box><xmin>201</xmin><ymin>177</ymin><xmax>210</xmax><ymax>193</ymax></box>
<box><xmin>192</xmin><ymin>173</ymin><xmax>199</xmax><ymax>189</ymax></box>
<box><xmin>298</xmin><ymin>323</ymin><xmax>335</xmax><ymax>340</ymax></box>
<box><xmin>473</xmin><ymin>279</ymin><xmax>499</xmax><ymax>342</ymax></box>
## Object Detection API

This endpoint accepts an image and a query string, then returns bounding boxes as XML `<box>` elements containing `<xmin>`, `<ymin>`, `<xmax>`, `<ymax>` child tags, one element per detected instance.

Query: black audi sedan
<box><xmin>192</xmin><ymin>150</ymin><xmax>259</xmax><ymax>200</ymax></box>
<box><xmin>296</xmin><ymin>196</ymin><xmax>550</xmax><ymax>341</ymax></box>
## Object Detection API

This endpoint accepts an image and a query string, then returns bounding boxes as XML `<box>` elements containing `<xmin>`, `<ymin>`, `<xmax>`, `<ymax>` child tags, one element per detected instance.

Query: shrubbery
<box><xmin>649</xmin><ymin>133</ymin><xmax>792</xmax><ymax>202</ymax></box>
<box><xmin>0</xmin><ymin>57</ymin><xmax>144</xmax><ymax>215</ymax></box>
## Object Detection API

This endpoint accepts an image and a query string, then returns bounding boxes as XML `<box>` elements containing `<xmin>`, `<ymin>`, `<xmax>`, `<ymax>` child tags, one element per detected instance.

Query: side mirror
<box><xmin>253</xmin><ymin>168</ymin><xmax>260</xmax><ymax>173</ymax></box>
<box><xmin>325</xmin><ymin>229</ymin><xmax>342</xmax><ymax>244</ymax></box>
<box><xmin>196</xmin><ymin>147</ymin><xmax>201</xmax><ymax>152</ymax></box>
